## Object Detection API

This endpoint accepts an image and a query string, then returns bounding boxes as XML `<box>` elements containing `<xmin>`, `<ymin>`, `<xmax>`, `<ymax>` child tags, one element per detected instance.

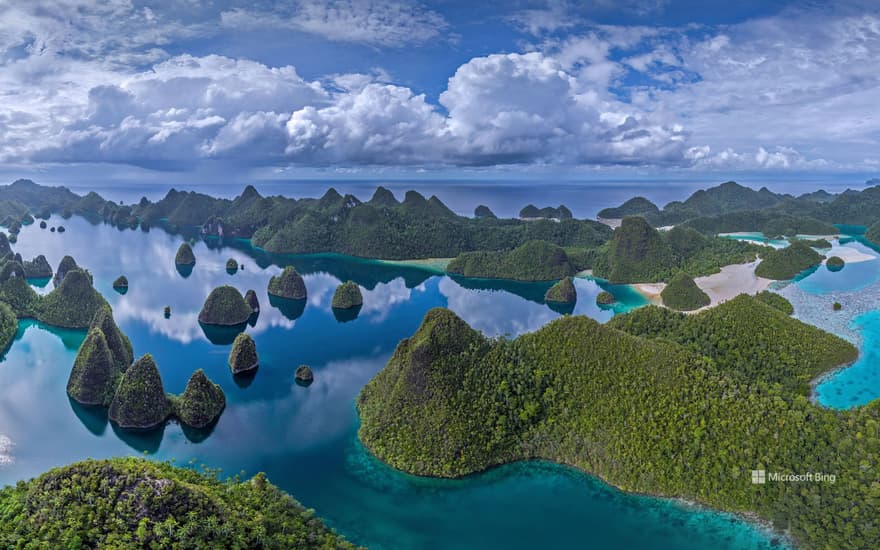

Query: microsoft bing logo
<box><xmin>751</xmin><ymin>470</ymin><xmax>766</xmax><ymax>484</ymax></box>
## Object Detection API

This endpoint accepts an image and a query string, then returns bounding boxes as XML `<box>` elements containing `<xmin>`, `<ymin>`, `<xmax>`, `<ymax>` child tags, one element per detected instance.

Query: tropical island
<box><xmin>68</xmin><ymin>306</ymin><xmax>226</xmax><ymax>430</ymax></box>
<box><xmin>199</xmin><ymin>286</ymin><xmax>253</xmax><ymax>326</ymax></box>
<box><xmin>357</xmin><ymin>296</ymin><xmax>868</xmax><ymax>549</ymax></box>
<box><xmin>0</xmin><ymin>179</ymin><xmax>878</xmax><ymax>293</ymax></box>
<box><xmin>0</xmin><ymin>177</ymin><xmax>879</xmax><ymax>548</ymax></box>
<box><xmin>0</xmin><ymin>458</ymin><xmax>354</xmax><ymax>548</ymax></box>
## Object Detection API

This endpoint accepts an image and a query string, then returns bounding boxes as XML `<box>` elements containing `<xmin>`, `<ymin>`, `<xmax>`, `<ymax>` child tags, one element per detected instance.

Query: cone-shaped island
<box><xmin>332</xmin><ymin>281</ymin><xmax>363</xmax><ymax>309</ymax></box>
<box><xmin>228</xmin><ymin>332</ymin><xmax>259</xmax><ymax>375</ymax></box>
<box><xmin>544</xmin><ymin>277</ymin><xmax>577</xmax><ymax>304</ymax></box>
<box><xmin>108</xmin><ymin>354</ymin><xmax>171</xmax><ymax>429</ymax></box>
<box><xmin>268</xmin><ymin>266</ymin><xmax>307</xmax><ymax>300</ymax></box>
<box><xmin>174</xmin><ymin>369</ymin><xmax>226</xmax><ymax>428</ymax></box>
<box><xmin>198</xmin><ymin>286</ymin><xmax>253</xmax><ymax>326</ymax></box>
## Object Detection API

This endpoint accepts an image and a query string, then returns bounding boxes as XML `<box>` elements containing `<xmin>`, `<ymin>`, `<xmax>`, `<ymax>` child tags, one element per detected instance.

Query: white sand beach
<box><xmin>632</xmin><ymin>282</ymin><xmax>665</xmax><ymax>305</ymax></box>
<box><xmin>633</xmin><ymin>259</ymin><xmax>773</xmax><ymax>311</ymax></box>
<box><xmin>717</xmin><ymin>232</ymin><xmax>784</xmax><ymax>248</ymax></box>
<box><xmin>823</xmin><ymin>246</ymin><xmax>876</xmax><ymax>264</ymax></box>
<box><xmin>694</xmin><ymin>260</ymin><xmax>773</xmax><ymax>308</ymax></box>
<box><xmin>597</xmin><ymin>217</ymin><xmax>622</xmax><ymax>229</ymax></box>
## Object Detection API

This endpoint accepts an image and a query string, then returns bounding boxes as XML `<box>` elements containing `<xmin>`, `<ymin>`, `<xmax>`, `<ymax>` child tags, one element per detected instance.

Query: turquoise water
<box><xmin>0</xmin><ymin>216</ymin><xmax>786</xmax><ymax>549</ymax></box>
<box><xmin>782</xmin><ymin>233</ymin><xmax>880</xmax><ymax>409</ymax></box>
<box><xmin>814</xmin><ymin>310</ymin><xmax>880</xmax><ymax>409</ymax></box>
<box><xmin>794</xmin><ymin>240</ymin><xmax>880</xmax><ymax>294</ymax></box>
<box><xmin>720</xmin><ymin>232</ymin><xmax>789</xmax><ymax>248</ymax></box>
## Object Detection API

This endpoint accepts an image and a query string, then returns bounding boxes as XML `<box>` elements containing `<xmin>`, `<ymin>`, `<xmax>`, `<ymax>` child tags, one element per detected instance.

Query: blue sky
<box><xmin>0</xmin><ymin>0</ymin><xmax>878</xmax><ymax>184</ymax></box>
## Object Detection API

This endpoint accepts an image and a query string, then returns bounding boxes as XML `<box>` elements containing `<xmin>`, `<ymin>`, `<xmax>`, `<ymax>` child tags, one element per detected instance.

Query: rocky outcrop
<box><xmin>331</xmin><ymin>281</ymin><xmax>363</xmax><ymax>309</ymax></box>
<box><xmin>544</xmin><ymin>277</ymin><xmax>577</xmax><ymax>304</ymax></box>
<box><xmin>174</xmin><ymin>369</ymin><xmax>226</xmax><ymax>428</ymax></box>
<box><xmin>228</xmin><ymin>332</ymin><xmax>258</xmax><ymax>375</ymax></box>
<box><xmin>244</xmin><ymin>289</ymin><xmax>260</xmax><ymax>313</ymax></box>
<box><xmin>67</xmin><ymin>329</ymin><xmax>120</xmax><ymax>406</ymax></box>
<box><xmin>268</xmin><ymin>267</ymin><xmax>307</xmax><ymax>300</ymax></box>
<box><xmin>175</xmin><ymin>242</ymin><xmax>196</xmax><ymax>265</ymax></box>
<box><xmin>108</xmin><ymin>354</ymin><xmax>171</xmax><ymax>429</ymax></box>
<box><xmin>198</xmin><ymin>286</ymin><xmax>252</xmax><ymax>326</ymax></box>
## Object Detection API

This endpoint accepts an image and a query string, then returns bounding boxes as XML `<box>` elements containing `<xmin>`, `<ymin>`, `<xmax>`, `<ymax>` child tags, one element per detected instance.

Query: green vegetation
<box><xmin>591</xmin><ymin>218</ymin><xmax>758</xmax><ymax>283</ymax></box>
<box><xmin>0</xmin><ymin>278</ymin><xmax>40</xmax><ymax>317</ymax></box>
<box><xmin>174</xmin><ymin>242</ymin><xmax>196</xmax><ymax>265</ymax></box>
<box><xmin>332</xmin><ymin>281</ymin><xmax>364</xmax><ymax>309</ymax></box>
<box><xmin>597</xmin><ymin>197</ymin><xmax>659</xmax><ymax>219</ymax></box>
<box><xmin>67</xmin><ymin>328</ymin><xmax>120</xmax><ymax>406</ymax></box>
<box><xmin>0</xmin><ymin>254</ymin><xmax>108</xmax><ymax>329</ymax></box>
<box><xmin>229</xmin><ymin>332</ymin><xmax>259</xmax><ymax>375</ymax></box>
<box><xmin>594</xmin><ymin>217</ymin><xmax>674</xmax><ymax>282</ymax></box>
<box><xmin>173</xmin><ymin>369</ymin><xmax>226</xmax><ymax>428</ymax></box>
<box><xmin>608</xmin><ymin>295</ymin><xmax>856</xmax><ymax>391</ymax></box>
<box><xmin>268</xmin><ymin>267</ymin><xmax>307</xmax><ymax>300</ymax></box>
<box><xmin>755</xmin><ymin>291</ymin><xmax>794</xmax><ymax>315</ymax></box>
<box><xmin>23</xmin><ymin>255</ymin><xmax>52</xmax><ymax>278</ymax></box>
<box><xmin>245</xmin><ymin>187</ymin><xmax>607</xmax><ymax>259</ymax></box>
<box><xmin>685</xmin><ymin>211</ymin><xmax>837</xmax><ymax>237</ymax></box>
<box><xmin>112</xmin><ymin>275</ymin><xmax>128</xmax><ymax>289</ymax></box>
<box><xmin>596</xmin><ymin>290</ymin><xmax>615</xmax><ymax>305</ymax></box>
<box><xmin>544</xmin><ymin>277</ymin><xmax>576</xmax><ymax>304</ymax></box>
<box><xmin>793</xmin><ymin>237</ymin><xmax>832</xmax><ymax>249</ymax></box>
<box><xmin>0</xmin><ymin>302</ymin><xmax>16</xmax><ymax>355</ymax></box>
<box><xmin>295</xmin><ymin>365</ymin><xmax>314</xmax><ymax>384</ymax></box>
<box><xmin>596</xmin><ymin>181</ymin><xmax>880</xmax><ymax>234</ymax></box>
<box><xmin>867</xmin><ymin>221</ymin><xmax>880</xmax><ymax>245</ymax></box>
<box><xmin>70</xmin><ymin>312</ymin><xmax>224</xmax><ymax>430</ymax></box>
<box><xmin>38</xmin><ymin>269</ymin><xmax>108</xmax><ymax>328</ymax></box>
<box><xmin>755</xmin><ymin>241</ymin><xmax>823</xmax><ymax>280</ymax></box>
<box><xmin>244</xmin><ymin>289</ymin><xmax>260</xmax><ymax>313</ymax></box>
<box><xmin>0</xmin><ymin>457</ymin><xmax>355</xmax><ymax>548</ymax></box>
<box><xmin>447</xmin><ymin>240</ymin><xmax>577</xmax><ymax>281</ymax></box>
<box><xmin>52</xmin><ymin>255</ymin><xmax>79</xmax><ymax>287</ymax></box>
<box><xmin>826</xmin><ymin>256</ymin><xmax>845</xmax><ymax>271</ymax></box>
<box><xmin>198</xmin><ymin>286</ymin><xmax>253</xmax><ymax>326</ymax></box>
<box><xmin>358</xmin><ymin>299</ymin><xmax>869</xmax><ymax>549</ymax></box>
<box><xmin>226</xmin><ymin>258</ymin><xmax>238</xmax><ymax>273</ymax></box>
<box><xmin>0</xmin><ymin>180</ymin><xmax>607</xmax><ymax>263</ymax></box>
<box><xmin>474</xmin><ymin>205</ymin><xmax>496</xmax><ymax>219</ymax></box>
<box><xmin>834</xmin><ymin>302</ymin><xmax>843</xmax><ymax>311</ymax></box>
<box><xmin>660</xmin><ymin>272</ymin><xmax>710</xmax><ymax>311</ymax></box>
<box><xmin>519</xmin><ymin>204</ymin><xmax>573</xmax><ymax>220</ymax></box>
<box><xmin>0</xmin><ymin>260</ymin><xmax>25</xmax><ymax>282</ymax></box>
<box><xmin>90</xmin><ymin>306</ymin><xmax>134</xmax><ymax>370</ymax></box>
<box><xmin>108</xmin><ymin>354</ymin><xmax>171</xmax><ymax>429</ymax></box>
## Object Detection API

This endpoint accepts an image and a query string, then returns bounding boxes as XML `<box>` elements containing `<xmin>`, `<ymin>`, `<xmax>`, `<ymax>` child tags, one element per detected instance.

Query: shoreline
<box><xmin>356</xmin><ymin>440</ymin><xmax>795</xmax><ymax>549</ymax></box>
<box><xmin>629</xmin><ymin>259</ymin><xmax>773</xmax><ymax>312</ymax></box>
<box><xmin>373</xmin><ymin>257</ymin><xmax>452</xmax><ymax>273</ymax></box>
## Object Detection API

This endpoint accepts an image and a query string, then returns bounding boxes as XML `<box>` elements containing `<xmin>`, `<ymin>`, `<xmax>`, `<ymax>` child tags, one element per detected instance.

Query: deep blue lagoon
<box><xmin>1</xmin><ymin>214</ymin><xmax>796</xmax><ymax>549</ymax></box>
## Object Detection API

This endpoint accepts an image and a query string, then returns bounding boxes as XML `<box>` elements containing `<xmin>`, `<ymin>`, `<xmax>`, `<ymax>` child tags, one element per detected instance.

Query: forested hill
<box><xmin>0</xmin><ymin>458</ymin><xmax>356</xmax><ymax>548</ymax></box>
<box><xmin>0</xmin><ymin>180</ymin><xmax>611</xmax><ymax>260</ymax></box>
<box><xmin>357</xmin><ymin>297</ymin><xmax>874</xmax><ymax>549</ymax></box>
<box><xmin>3</xmin><ymin>177</ymin><xmax>879</xmax><ymax>261</ymax></box>
<box><xmin>599</xmin><ymin>180</ymin><xmax>880</xmax><ymax>233</ymax></box>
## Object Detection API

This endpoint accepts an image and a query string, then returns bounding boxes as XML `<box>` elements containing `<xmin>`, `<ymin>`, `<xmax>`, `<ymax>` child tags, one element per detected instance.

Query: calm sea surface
<box><xmin>0</xmin><ymin>212</ymin><xmax>796</xmax><ymax>550</ymax></box>
<box><xmin>61</xmin><ymin>179</ymin><xmax>869</xmax><ymax>219</ymax></box>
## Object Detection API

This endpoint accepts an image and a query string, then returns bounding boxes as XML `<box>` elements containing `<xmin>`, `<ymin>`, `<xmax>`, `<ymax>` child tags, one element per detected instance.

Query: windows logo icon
<box><xmin>751</xmin><ymin>470</ymin><xmax>766</xmax><ymax>484</ymax></box>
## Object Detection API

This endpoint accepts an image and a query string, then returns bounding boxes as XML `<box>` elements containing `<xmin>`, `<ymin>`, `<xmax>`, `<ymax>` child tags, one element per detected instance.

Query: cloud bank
<box><xmin>1</xmin><ymin>1</ymin><xmax>879</xmax><ymax>174</ymax></box>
